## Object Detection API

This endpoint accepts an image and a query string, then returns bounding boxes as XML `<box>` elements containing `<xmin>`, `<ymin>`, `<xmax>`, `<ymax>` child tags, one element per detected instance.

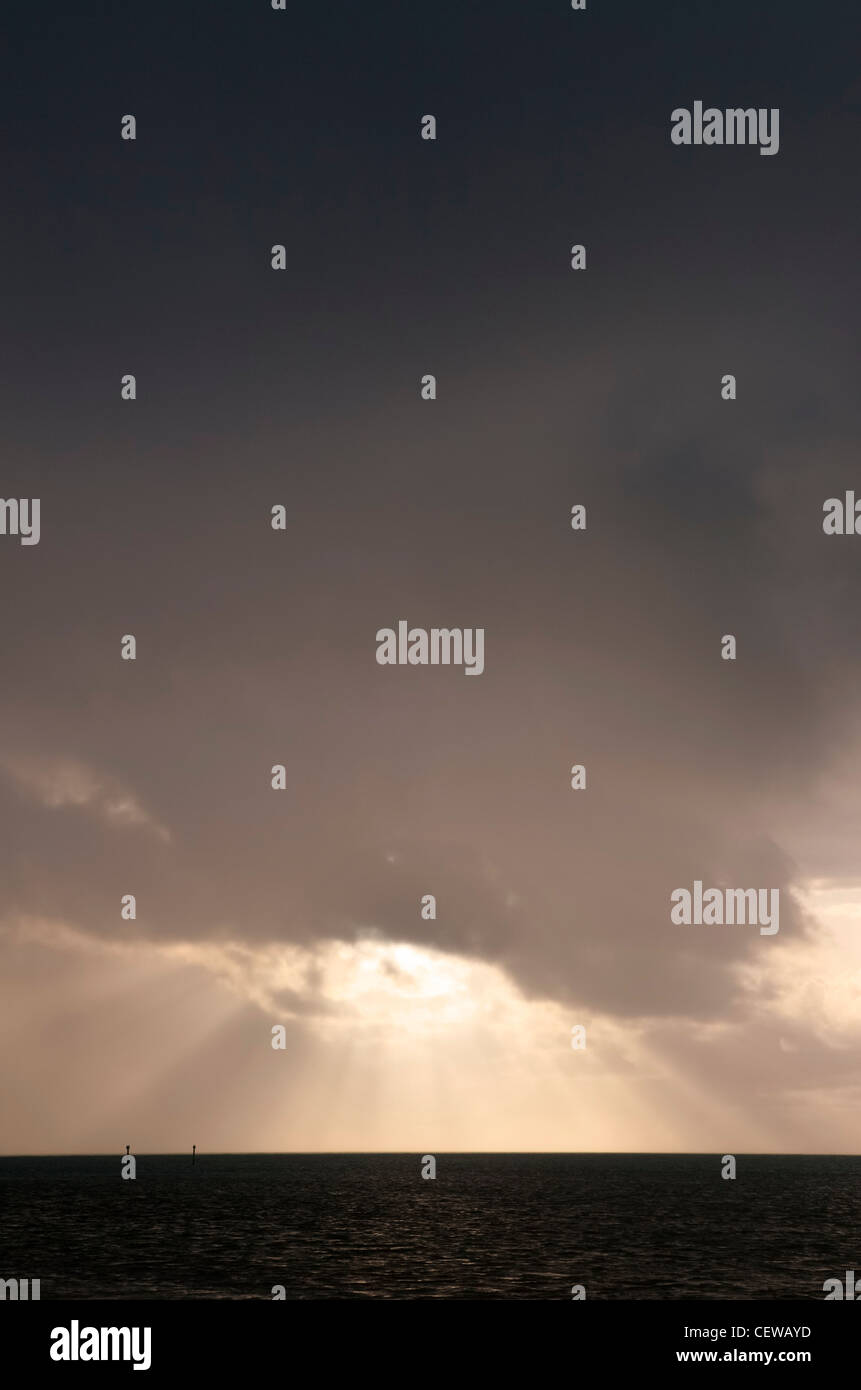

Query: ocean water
<box><xmin>0</xmin><ymin>1153</ymin><xmax>857</xmax><ymax>1300</ymax></box>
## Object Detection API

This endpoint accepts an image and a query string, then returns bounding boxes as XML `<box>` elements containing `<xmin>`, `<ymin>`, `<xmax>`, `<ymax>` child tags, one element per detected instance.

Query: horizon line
<box><xmin>3</xmin><ymin>1149</ymin><xmax>861</xmax><ymax>1159</ymax></box>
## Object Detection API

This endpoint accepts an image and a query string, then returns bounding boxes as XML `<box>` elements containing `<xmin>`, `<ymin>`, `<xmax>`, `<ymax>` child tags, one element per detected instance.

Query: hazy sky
<box><xmin>2</xmin><ymin>0</ymin><xmax>861</xmax><ymax>1152</ymax></box>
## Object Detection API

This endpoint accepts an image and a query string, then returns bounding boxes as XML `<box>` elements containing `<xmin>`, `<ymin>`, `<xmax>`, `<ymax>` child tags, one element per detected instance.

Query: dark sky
<box><xmin>1</xmin><ymin>1</ymin><xmax>860</xmax><ymax>1152</ymax></box>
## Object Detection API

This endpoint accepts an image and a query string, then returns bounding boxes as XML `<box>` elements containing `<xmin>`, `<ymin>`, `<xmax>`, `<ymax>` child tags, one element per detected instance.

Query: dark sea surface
<box><xmin>0</xmin><ymin>1154</ymin><xmax>857</xmax><ymax>1300</ymax></box>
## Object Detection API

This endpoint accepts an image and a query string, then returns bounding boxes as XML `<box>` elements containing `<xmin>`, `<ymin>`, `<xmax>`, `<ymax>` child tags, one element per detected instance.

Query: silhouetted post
<box><xmin>192</xmin><ymin>1145</ymin><xmax>196</xmax><ymax>1165</ymax></box>
<box><xmin>125</xmin><ymin>1145</ymin><xmax>130</xmax><ymax>1155</ymax></box>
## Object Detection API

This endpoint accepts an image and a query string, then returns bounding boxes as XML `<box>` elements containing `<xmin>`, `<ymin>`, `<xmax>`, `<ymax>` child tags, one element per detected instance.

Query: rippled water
<box><xmin>0</xmin><ymin>1154</ymin><xmax>857</xmax><ymax>1299</ymax></box>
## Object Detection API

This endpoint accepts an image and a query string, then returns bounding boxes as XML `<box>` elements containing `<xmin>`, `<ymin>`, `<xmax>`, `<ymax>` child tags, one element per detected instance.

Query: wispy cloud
<box><xmin>0</xmin><ymin>752</ymin><xmax>171</xmax><ymax>842</ymax></box>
